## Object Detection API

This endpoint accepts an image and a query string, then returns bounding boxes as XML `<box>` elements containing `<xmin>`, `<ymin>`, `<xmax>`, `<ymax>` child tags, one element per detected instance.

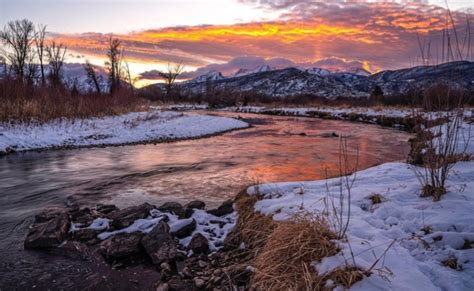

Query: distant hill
<box><xmin>147</xmin><ymin>61</ymin><xmax>474</xmax><ymax>99</ymax></box>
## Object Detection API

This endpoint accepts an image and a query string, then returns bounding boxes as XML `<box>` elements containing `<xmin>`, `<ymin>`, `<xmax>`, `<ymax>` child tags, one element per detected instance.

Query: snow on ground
<box><xmin>247</xmin><ymin>122</ymin><xmax>474</xmax><ymax>290</ymax></box>
<box><xmin>224</xmin><ymin>105</ymin><xmax>416</xmax><ymax>119</ymax></box>
<box><xmin>0</xmin><ymin>110</ymin><xmax>248</xmax><ymax>154</ymax></box>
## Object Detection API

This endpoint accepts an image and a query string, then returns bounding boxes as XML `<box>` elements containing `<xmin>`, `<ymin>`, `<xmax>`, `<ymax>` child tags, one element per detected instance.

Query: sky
<box><xmin>1</xmin><ymin>0</ymin><xmax>473</xmax><ymax>85</ymax></box>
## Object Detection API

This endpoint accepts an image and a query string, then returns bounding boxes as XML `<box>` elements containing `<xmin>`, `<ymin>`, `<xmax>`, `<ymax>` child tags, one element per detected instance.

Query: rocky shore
<box><xmin>24</xmin><ymin>198</ymin><xmax>252</xmax><ymax>290</ymax></box>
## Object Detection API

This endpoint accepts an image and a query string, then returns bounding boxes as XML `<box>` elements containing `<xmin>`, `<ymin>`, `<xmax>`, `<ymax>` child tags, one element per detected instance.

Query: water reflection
<box><xmin>0</xmin><ymin>111</ymin><xmax>410</xmax><ymax>289</ymax></box>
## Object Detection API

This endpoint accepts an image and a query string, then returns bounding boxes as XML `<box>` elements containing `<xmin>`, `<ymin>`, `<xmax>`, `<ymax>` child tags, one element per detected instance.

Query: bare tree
<box><xmin>105</xmin><ymin>36</ymin><xmax>123</xmax><ymax>94</ymax></box>
<box><xmin>123</xmin><ymin>61</ymin><xmax>136</xmax><ymax>95</ymax></box>
<box><xmin>34</xmin><ymin>24</ymin><xmax>47</xmax><ymax>86</ymax></box>
<box><xmin>46</xmin><ymin>41</ymin><xmax>67</xmax><ymax>87</ymax></box>
<box><xmin>83</xmin><ymin>60</ymin><xmax>102</xmax><ymax>94</ymax></box>
<box><xmin>0</xmin><ymin>19</ymin><xmax>35</xmax><ymax>81</ymax></box>
<box><xmin>159</xmin><ymin>63</ymin><xmax>184</xmax><ymax>97</ymax></box>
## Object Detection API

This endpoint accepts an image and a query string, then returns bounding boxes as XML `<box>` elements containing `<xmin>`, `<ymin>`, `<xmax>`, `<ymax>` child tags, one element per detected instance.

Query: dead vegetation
<box><xmin>223</xmin><ymin>190</ymin><xmax>367</xmax><ymax>290</ymax></box>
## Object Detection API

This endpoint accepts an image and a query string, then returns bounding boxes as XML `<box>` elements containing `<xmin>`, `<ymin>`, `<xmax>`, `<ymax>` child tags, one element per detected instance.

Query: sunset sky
<box><xmin>1</xmin><ymin>0</ymin><xmax>473</xmax><ymax>85</ymax></box>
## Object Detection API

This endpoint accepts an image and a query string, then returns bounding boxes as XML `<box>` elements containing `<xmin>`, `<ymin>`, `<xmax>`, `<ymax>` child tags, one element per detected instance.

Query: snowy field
<box><xmin>0</xmin><ymin>110</ymin><xmax>248</xmax><ymax>154</ymax></box>
<box><xmin>247</xmin><ymin>121</ymin><xmax>474</xmax><ymax>290</ymax></box>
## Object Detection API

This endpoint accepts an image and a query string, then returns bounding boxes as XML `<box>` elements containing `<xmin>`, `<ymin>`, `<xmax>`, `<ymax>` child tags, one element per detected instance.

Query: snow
<box><xmin>0</xmin><ymin>110</ymin><xmax>248</xmax><ymax>154</ymax></box>
<box><xmin>246</xmin><ymin>122</ymin><xmax>474</xmax><ymax>290</ymax></box>
<box><xmin>73</xmin><ymin>207</ymin><xmax>236</xmax><ymax>252</ymax></box>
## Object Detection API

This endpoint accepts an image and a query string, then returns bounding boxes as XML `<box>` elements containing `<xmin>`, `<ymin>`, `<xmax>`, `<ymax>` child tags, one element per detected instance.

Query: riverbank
<box><xmin>0</xmin><ymin>110</ymin><xmax>249</xmax><ymax>155</ymax></box>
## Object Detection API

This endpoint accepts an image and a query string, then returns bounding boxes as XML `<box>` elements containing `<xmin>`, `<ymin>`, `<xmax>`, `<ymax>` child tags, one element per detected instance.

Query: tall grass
<box><xmin>0</xmin><ymin>80</ymin><xmax>146</xmax><ymax>123</ymax></box>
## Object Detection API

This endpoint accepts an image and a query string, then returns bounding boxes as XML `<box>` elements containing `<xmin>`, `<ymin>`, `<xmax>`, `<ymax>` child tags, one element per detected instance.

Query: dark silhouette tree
<box><xmin>84</xmin><ymin>60</ymin><xmax>102</xmax><ymax>94</ymax></box>
<box><xmin>0</xmin><ymin>19</ymin><xmax>35</xmax><ymax>81</ymax></box>
<box><xmin>34</xmin><ymin>24</ymin><xmax>47</xmax><ymax>86</ymax></box>
<box><xmin>46</xmin><ymin>41</ymin><xmax>67</xmax><ymax>87</ymax></box>
<box><xmin>105</xmin><ymin>36</ymin><xmax>123</xmax><ymax>94</ymax></box>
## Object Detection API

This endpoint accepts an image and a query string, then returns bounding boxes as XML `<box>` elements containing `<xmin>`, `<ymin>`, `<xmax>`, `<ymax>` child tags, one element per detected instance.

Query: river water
<box><xmin>0</xmin><ymin>112</ymin><xmax>410</xmax><ymax>289</ymax></box>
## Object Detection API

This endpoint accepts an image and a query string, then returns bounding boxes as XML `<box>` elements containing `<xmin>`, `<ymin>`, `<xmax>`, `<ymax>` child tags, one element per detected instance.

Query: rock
<box><xmin>171</xmin><ymin>219</ymin><xmax>196</xmax><ymax>239</ymax></box>
<box><xmin>48</xmin><ymin>241</ymin><xmax>89</xmax><ymax>260</ymax></box>
<box><xmin>183</xmin><ymin>200</ymin><xmax>206</xmax><ymax>218</ymax></box>
<box><xmin>95</xmin><ymin>204</ymin><xmax>119</xmax><ymax>215</ymax></box>
<box><xmin>34</xmin><ymin>209</ymin><xmax>65</xmax><ymax>223</ymax></box>
<box><xmin>207</xmin><ymin>200</ymin><xmax>234</xmax><ymax>217</ymax></box>
<box><xmin>158</xmin><ymin>202</ymin><xmax>185</xmax><ymax>218</ymax></box>
<box><xmin>185</xmin><ymin>200</ymin><xmax>206</xmax><ymax>210</ymax></box>
<box><xmin>109</xmin><ymin>203</ymin><xmax>155</xmax><ymax>229</ymax></box>
<box><xmin>71</xmin><ymin>228</ymin><xmax>101</xmax><ymax>245</ymax></box>
<box><xmin>24</xmin><ymin>212</ymin><xmax>70</xmax><ymax>249</ymax></box>
<box><xmin>188</xmin><ymin>233</ymin><xmax>210</xmax><ymax>254</ymax></box>
<box><xmin>141</xmin><ymin>222</ymin><xmax>178</xmax><ymax>265</ymax></box>
<box><xmin>156</xmin><ymin>283</ymin><xmax>169</xmax><ymax>291</ymax></box>
<box><xmin>154</xmin><ymin>220</ymin><xmax>171</xmax><ymax>233</ymax></box>
<box><xmin>194</xmin><ymin>277</ymin><xmax>206</xmax><ymax>288</ymax></box>
<box><xmin>167</xmin><ymin>278</ymin><xmax>193</xmax><ymax>290</ymax></box>
<box><xmin>99</xmin><ymin>232</ymin><xmax>143</xmax><ymax>260</ymax></box>
<box><xmin>68</xmin><ymin>207</ymin><xmax>95</xmax><ymax>225</ymax></box>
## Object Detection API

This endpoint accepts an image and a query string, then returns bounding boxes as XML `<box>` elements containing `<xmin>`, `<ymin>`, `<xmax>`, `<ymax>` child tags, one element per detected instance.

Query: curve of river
<box><xmin>0</xmin><ymin>112</ymin><xmax>410</xmax><ymax>289</ymax></box>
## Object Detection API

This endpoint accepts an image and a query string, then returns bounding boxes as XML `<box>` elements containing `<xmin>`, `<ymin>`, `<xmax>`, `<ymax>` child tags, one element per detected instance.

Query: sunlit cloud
<box><xmin>50</xmin><ymin>2</ymin><xmax>473</xmax><ymax>82</ymax></box>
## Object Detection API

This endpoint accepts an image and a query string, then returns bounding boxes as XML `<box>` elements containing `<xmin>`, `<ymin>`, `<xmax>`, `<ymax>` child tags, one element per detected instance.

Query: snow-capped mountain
<box><xmin>188</xmin><ymin>70</ymin><xmax>226</xmax><ymax>83</ymax></box>
<box><xmin>233</xmin><ymin>65</ymin><xmax>274</xmax><ymax>77</ymax></box>
<box><xmin>172</xmin><ymin>61</ymin><xmax>474</xmax><ymax>99</ymax></box>
<box><xmin>61</xmin><ymin>63</ymin><xmax>109</xmax><ymax>93</ymax></box>
<box><xmin>305</xmin><ymin>67</ymin><xmax>332</xmax><ymax>76</ymax></box>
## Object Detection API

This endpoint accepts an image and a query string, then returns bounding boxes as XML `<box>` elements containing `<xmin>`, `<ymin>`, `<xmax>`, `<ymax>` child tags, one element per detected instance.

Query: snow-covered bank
<box><xmin>247</xmin><ymin>120</ymin><xmax>474</xmax><ymax>290</ymax></box>
<box><xmin>0</xmin><ymin>110</ymin><xmax>249</xmax><ymax>154</ymax></box>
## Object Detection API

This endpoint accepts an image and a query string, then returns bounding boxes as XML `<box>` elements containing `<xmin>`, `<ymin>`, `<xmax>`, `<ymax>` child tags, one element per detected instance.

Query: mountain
<box><xmin>61</xmin><ymin>63</ymin><xmax>109</xmax><ymax>93</ymax></box>
<box><xmin>171</xmin><ymin>61</ymin><xmax>474</xmax><ymax>99</ymax></box>
<box><xmin>233</xmin><ymin>65</ymin><xmax>274</xmax><ymax>77</ymax></box>
<box><xmin>188</xmin><ymin>70</ymin><xmax>226</xmax><ymax>83</ymax></box>
<box><xmin>0</xmin><ymin>62</ymin><xmax>109</xmax><ymax>94</ymax></box>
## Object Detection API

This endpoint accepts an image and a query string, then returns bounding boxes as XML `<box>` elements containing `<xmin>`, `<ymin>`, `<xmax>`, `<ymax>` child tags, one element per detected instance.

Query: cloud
<box><xmin>52</xmin><ymin>2</ymin><xmax>473</xmax><ymax>77</ymax></box>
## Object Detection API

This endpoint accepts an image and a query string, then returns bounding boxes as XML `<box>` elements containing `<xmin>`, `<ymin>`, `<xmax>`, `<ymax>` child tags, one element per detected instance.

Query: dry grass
<box><xmin>368</xmin><ymin>193</ymin><xmax>384</xmax><ymax>204</ymax></box>
<box><xmin>0</xmin><ymin>80</ymin><xmax>147</xmax><ymax>123</ymax></box>
<box><xmin>324</xmin><ymin>266</ymin><xmax>367</xmax><ymax>289</ymax></box>
<box><xmin>252</xmin><ymin>214</ymin><xmax>340</xmax><ymax>290</ymax></box>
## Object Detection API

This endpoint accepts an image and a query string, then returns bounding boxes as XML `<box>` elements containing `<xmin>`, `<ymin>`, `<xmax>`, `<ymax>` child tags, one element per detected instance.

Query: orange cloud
<box><xmin>51</xmin><ymin>2</ymin><xmax>472</xmax><ymax>77</ymax></box>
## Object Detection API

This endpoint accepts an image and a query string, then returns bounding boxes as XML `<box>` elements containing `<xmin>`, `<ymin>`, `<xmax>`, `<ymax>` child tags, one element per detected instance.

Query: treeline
<box><xmin>140</xmin><ymin>81</ymin><xmax>473</xmax><ymax>111</ymax></box>
<box><xmin>0</xmin><ymin>19</ymin><xmax>141</xmax><ymax>122</ymax></box>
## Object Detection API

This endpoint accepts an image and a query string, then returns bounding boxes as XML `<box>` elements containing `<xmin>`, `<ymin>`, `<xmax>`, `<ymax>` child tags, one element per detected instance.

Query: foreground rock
<box><xmin>141</xmin><ymin>221</ymin><xmax>178</xmax><ymax>265</ymax></box>
<box><xmin>99</xmin><ymin>232</ymin><xmax>144</xmax><ymax>260</ymax></box>
<box><xmin>207</xmin><ymin>200</ymin><xmax>234</xmax><ymax>217</ymax></box>
<box><xmin>23</xmin><ymin>199</ymin><xmax>241</xmax><ymax>289</ymax></box>
<box><xmin>109</xmin><ymin>203</ymin><xmax>154</xmax><ymax>229</ymax></box>
<box><xmin>187</xmin><ymin>233</ymin><xmax>210</xmax><ymax>254</ymax></box>
<box><xmin>24</xmin><ymin>211</ymin><xmax>70</xmax><ymax>249</ymax></box>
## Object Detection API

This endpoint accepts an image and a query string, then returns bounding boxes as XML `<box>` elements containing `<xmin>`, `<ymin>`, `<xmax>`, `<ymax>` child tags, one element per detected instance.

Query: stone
<box><xmin>155</xmin><ymin>283</ymin><xmax>169</xmax><ymax>291</ymax></box>
<box><xmin>167</xmin><ymin>278</ymin><xmax>193</xmax><ymax>290</ymax></box>
<box><xmin>187</xmin><ymin>233</ymin><xmax>210</xmax><ymax>254</ymax></box>
<box><xmin>99</xmin><ymin>232</ymin><xmax>143</xmax><ymax>260</ymax></box>
<box><xmin>185</xmin><ymin>200</ymin><xmax>206</xmax><ymax>210</ymax></box>
<box><xmin>71</xmin><ymin>228</ymin><xmax>101</xmax><ymax>245</ymax></box>
<box><xmin>158</xmin><ymin>202</ymin><xmax>185</xmax><ymax>218</ymax></box>
<box><xmin>48</xmin><ymin>241</ymin><xmax>91</xmax><ymax>261</ymax></box>
<box><xmin>95</xmin><ymin>204</ymin><xmax>119</xmax><ymax>215</ymax></box>
<box><xmin>34</xmin><ymin>209</ymin><xmax>65</xmax><ymax>223</ymax></box>
<box><xmin>109</xmin><ymin>203</ymin><xmax>155</xmax><ymax>229</ymax></box>
<box><xmin>171</xmin><ymin>219</ymin><xmax>196</xmax><ymax>239</ymax></box>
<box><xmin>141</xmin><ymin>222</ymin><xmax>178</xmax><ymax>265</ymax></box>
<box><xmin>194</xmin><ymin>277</ymin><xmax>206</xmax><ymax>288</ymax></box>
<box><xmin>183</xmin><ymin>200</ymin><xmax>206</xmax><ymax>218</ymax></box>
<box><xmin>24</xmin><ymin>212</ymin><xmax>70</xmax><ymax>249</ymax></box>
<box><xmin>154</xmin><ymin>220</ymin><xmax>171</xmax><ymax>234</ymax></box>
<box><xmin>207</xmin><ymin>200</ymin><xmax>234</xmax><ymax>217</ymax></box>
<box><xmin>68</xmin><ymin>207</ymin><xmax>95</xmax><ymax>225</ymax></box>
